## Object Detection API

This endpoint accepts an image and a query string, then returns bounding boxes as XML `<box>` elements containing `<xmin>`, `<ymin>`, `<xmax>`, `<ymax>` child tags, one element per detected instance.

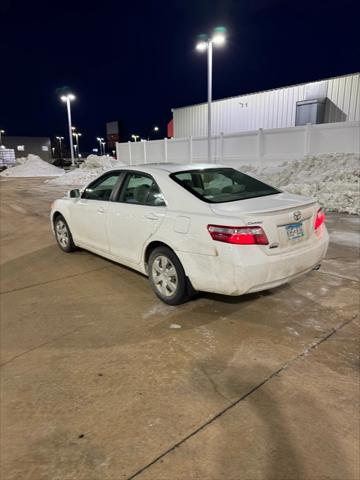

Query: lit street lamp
<box><xmin>60</xmin><ymin>93</ymin><xmax>76</xmax><ymax>166</ymax></box>
<box><xmin>196</xmin><ymin>27</ymin><xmax>226</xmax><ymax>161</ymax></box>
<box><xmin>0</xmin><ymin>129</ymin><xmax>5</xmax><ymax>147</ymax></box>
<box><xmin>96</xmin><ymin>137</ymin><xmax>104</xmax><ymax>155</ymax></box>
<box><xmin>56</xmin><ymin>136</ymin><xmax>64</xmax><ymax>158</ymax></box>
<box><xmin>131</xmin><ymin>134</ymin><xmax>139</xmax><ymax>142</ymax></box>
<box><xmin>72</xmin><ymin>131</ymin><xmax>82</xmax><ymax>157</ymax></box>
<box><xmin>102</xmin><ymin>141</ymin><xmax>106</xmax><ymax>154</ymax></box>
<box><xmin>147</xmin><ymin>126</ymin><xmax>160</xmax><ymax>141</ymax></box>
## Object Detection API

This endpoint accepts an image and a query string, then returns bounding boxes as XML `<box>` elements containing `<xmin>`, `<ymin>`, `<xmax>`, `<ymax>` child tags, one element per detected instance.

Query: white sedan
<box><xmin>50</xmin><ymin>163</ymin><xmax>329</xmax><ymax>304</ymax></box>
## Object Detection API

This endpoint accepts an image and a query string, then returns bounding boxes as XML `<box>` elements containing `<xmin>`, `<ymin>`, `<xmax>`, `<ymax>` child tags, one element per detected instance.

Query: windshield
<box><xmin>170</xmin><ymin>168</ymin><xmax>280</xmax><ymax>203</ymax></box>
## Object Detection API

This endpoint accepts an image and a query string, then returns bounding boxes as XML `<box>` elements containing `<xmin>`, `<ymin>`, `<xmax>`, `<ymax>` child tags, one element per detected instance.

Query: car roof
<box><xmin>121</xmin><ymin>163</ymin><xmax>231</xmax><ymax>173</ymax></box>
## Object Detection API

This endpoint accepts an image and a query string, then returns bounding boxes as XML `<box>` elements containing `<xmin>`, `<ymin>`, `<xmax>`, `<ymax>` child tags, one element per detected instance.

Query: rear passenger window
<box><xmin>119</xmin><ymin>173</ymin><xmax>166</xmax><ymax>206</ymax></box>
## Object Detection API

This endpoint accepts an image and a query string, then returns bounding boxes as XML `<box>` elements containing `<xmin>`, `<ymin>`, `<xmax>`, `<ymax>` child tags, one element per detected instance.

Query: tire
<box><xmin>148</xmin><ymin>246</ymin><xmax>191</xmax><ymax>305</ymax></box>
<box><xmin>54</xmin><ymin>215</ymin><xmax>76</xmax><ymax>253</ymax></box>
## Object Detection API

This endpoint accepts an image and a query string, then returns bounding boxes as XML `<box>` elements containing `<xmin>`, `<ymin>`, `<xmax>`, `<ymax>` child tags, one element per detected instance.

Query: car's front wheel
<box><xmin>54</xmin><ymin>215</ymin><xmax>76</xmax><ymax>253</ymax></box>
<box><xmin>148</xmin><ymin>247</ymin><xmax>190</xmax><ymax>305</ymax></box>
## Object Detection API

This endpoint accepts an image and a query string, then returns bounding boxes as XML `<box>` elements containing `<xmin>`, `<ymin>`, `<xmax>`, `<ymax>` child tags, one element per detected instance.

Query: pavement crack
<box><xmin>0</xmin><ymin>326</ymin><xmax>85</xmax><ymax>368</ymax></box>
<box><xmin>198</xmin><ymin>366</ymin><xmax>232</xmax><ymax>403</ymax></box>
<box><xmin>0</xmin><ymin>266</ymin><xmax>110</xmax><ymax>295</ymax></box>
<box><xmin>317</xmin><ymin>270</ymin><xmax>359</xmax><ymax>282</ymax></box>
<box><xmin>126</xmin><ymin>314</ymin><xmax>357</xmax><ymax>480</ymax></box>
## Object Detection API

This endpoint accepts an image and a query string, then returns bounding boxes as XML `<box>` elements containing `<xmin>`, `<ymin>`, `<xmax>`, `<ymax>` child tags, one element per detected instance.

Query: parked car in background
<box><xmin>50</xmin><ymin>163</ymin><xmax>329</xmax><ymax>304</ymax></box>
<box><xmin>52</xmin><ymin>158</ymin><xmax>72</xmax><ymax>168</ymax></box>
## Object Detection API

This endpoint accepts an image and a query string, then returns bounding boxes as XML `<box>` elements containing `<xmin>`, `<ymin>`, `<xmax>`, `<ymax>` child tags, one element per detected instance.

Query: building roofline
<box><xmin>171</xmin><ymin>72</ymin><xmax>360</xmax><ymax>112</ymax></box>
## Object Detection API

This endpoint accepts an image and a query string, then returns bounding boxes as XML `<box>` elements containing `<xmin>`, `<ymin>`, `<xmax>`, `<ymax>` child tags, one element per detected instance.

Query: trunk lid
<box><xmin>210</xmin><ymin>192</ymin><xmax>319</xmax><ymax>255</ymax></box>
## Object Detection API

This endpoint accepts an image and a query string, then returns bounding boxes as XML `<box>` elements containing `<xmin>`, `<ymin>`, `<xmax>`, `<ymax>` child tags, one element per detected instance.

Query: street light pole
<box><xmin>0</xmin><ymin>129</ymin><xmax>5</xmax><ymax>147</ymax></box>
<box><xmin>60</xmin><ymin>94</ymin><xmax>76</xmax><ymax>166</ymax></box>
<box><xmin>97</xmin><ymin>137</ymin><xmax>104</xmax><ymax>155</ymax></box>
<box><xmin>196</xmin><ymin>27</ymin><xmax>226</xmax><ymax>162</ymax></box>
<box><xmin>207</xmin><ymin>40</ymin><xmax>213</xmax><ymax>162</ymax></box>
<box><xmin>73</xmin><ymin>132</ymin><xmax>82</xmax><ymax>158</ymax></box>
<box><xmin>56</xmin><ymin>136</ymin><xmax>64</xmax><ymax>158</ymax></box>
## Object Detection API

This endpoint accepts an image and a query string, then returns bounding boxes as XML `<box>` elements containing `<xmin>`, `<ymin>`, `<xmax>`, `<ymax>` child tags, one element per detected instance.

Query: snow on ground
<box><xmin>45</xmin><ymin>155</ymin><xmax>125</xmax><ymax>187</ymax></box>
<box><xmin>0</xmin><ymin>154</ymin><xmax>64</xmax><ymax>177</ymax></box>
<box><xmin>14</xmin><ymin>156</ymin><xmax>28</xmax><ymax>166</ymax></box>
<box><xmin>239</xmin><ymin>153</ymin><xmax>360</xmax><ymax>215</ymax></box>
<box><xmin>8</xmin><ymin>152</ymin><xmax>357</xmax><ymax>214</ymax></box>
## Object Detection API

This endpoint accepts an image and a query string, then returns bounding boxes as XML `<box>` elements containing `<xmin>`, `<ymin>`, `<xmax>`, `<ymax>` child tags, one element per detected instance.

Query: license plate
<box><xmin>286</xmin><ymin>222</ymin><xmax>304</xmax><ymax>241</ymax></box>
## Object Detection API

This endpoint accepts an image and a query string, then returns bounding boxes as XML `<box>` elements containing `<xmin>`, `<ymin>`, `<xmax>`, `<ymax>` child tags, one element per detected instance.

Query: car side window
<box><xmin>83</xmin><ymin>173</ymin><xmax>121</xmax><ymax>201</ymax></box>
<box><xmin>119</xmin><ymin>173</ymin><xmax>166</xmax><ymax>206</ymax></box>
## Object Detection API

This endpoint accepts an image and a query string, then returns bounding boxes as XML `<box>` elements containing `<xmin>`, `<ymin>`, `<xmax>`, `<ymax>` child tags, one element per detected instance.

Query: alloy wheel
<box><xmin>56</xmin><ymin>220</ymin><xmax>69</xmax><ymax>248</ymax></box>
<box><xmin>151</xmin><ymin>255</ymin><xmax>178</xmax><ymax>297</ymax></box>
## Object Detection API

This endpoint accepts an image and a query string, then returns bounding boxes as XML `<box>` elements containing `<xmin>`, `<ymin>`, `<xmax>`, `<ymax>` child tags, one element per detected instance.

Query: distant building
<box><xmin>1</xmin><ymin>136</ymin><xmax>51</xmax><ymax>160</ymax></box>
<box><xmin>106</xmin><ymin>121</ymin><xmax>124</xmax><ymax>150</ymax></box>
<box><xmin>171</xmin><ymin>73</ymin><xmax>360</xmax><ymax>138</ymax></box>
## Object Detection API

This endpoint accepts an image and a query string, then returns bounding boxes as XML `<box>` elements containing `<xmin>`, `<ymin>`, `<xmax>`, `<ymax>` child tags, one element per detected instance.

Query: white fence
<box><xmin>116</xmin><ymin>121</ymin><xmax>360</xmax><ymax>166</ymax></box>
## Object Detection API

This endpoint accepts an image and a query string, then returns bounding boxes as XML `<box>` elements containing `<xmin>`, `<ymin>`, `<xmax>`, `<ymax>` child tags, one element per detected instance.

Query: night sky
<box><xmin>1</xmin><ymin>0</ymin><xmax>359</xmax><ymax>152</ymax></box>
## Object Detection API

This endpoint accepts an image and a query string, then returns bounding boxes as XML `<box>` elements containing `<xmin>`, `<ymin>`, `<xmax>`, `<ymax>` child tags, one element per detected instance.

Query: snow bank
<box><xmin>43</xmin><ymin>152</ymin><xmax>359</xmax><ymax>214</ymax></box>
<box><xmin>0</xmin><ymin>154</ymin><xmax>64</xmax><ymax>177</ymax></box>
<box><xmin>14</xmin><ymin>156</ymin><xmax>28</xmax><ymax>166</ymax></box>
<box><xmin>239</xmin><ymin>153</ymin><xmax>360</xmax><ymax>215</ymax></box>
<box><xmin>45</xmin><ymin>155</ymin><xmax>126</xmax><ymax>187</ymax></box>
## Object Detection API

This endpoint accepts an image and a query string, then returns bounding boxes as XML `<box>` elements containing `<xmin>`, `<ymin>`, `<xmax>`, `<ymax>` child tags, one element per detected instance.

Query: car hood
<box><xmin>209</xmin><ymin>192</ymin><xmax>317</xmax><ymax>216</ymax></box>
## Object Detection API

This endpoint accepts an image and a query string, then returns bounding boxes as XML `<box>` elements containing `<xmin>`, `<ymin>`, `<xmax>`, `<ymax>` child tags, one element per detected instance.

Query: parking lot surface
<box><xmin>1</xmin><ymin>177</ymin><xmax>359</xmax><ymax>480</ymax></box>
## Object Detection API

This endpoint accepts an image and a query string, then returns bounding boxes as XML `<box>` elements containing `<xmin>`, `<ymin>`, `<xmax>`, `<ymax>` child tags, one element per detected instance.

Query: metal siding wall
<box><xmin>173</xmin><ymin>74</ymin><xmax>360</xmax><ymax>137</ymax></box>
<box><xmin>325</xmin><ymin>74</ymin><xmax>360</xmax><ymax>123</ymax></box>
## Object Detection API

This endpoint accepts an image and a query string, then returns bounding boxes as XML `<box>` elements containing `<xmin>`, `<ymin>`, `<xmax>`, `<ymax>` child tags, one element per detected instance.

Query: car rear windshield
<box><xmin>170</xmin><ymin>168</ymin><xmax>280</xmax><ymax>203</ymax></box>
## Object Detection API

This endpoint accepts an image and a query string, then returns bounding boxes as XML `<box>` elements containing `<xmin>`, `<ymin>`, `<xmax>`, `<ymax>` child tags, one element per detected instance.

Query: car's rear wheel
<box><xmin>148</xmin><ymin>247</ymin><xmax>190</xmax><ymax>305</ymax></box>
<box><xmin>54</xmin><ymin>215</ymin><xmax>76</xmax><ymax>253</ymax></box>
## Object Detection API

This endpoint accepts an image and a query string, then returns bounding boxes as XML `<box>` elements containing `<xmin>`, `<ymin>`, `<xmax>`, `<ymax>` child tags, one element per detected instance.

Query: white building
<box><xmin>172</xmin><ymin>73</ymin><xmax>360</xmax><ymax>138</ymax></box>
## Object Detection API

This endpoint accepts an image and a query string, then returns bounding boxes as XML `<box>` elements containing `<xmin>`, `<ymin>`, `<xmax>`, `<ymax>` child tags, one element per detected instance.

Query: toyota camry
<box><xmin>50</xmin><ymin>163</ymin><xmax>329</xmax><ymax>304</ymax></box>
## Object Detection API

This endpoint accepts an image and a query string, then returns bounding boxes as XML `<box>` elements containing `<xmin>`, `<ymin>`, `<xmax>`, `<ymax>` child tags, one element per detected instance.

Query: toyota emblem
<box><xmin>293</xmin><ymin>211</ymin><xmax>302</xmax><ymax>221</ymax></box>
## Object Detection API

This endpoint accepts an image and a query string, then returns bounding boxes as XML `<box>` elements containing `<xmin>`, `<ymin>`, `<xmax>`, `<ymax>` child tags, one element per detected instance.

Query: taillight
<box><xmin>207</xmin><ymin>225</ymin><xmax>269</xmax><ymax>245</ymax></box>
<box><xmin>314</xmin><ymin>208</ymin><xmax>326</xmax><ymax>230</ymax></box>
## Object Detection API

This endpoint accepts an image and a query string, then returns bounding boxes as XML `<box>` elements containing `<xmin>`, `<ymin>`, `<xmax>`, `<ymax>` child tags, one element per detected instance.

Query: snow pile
<box><xmin>14</xmin><ymin>156</ymin><xmax>28</xmax><ymax>166</ymax></box>
<box><xmin>46</xmin><ymin>155</ymin><xmax>126</xmax><ymax>187</ymax></box>
<box><xmin>0</xmin><ymin>154</ymin><xmax>64</xmax><ymax>177</ymax></box>
<box><xmin>239</xmin><ymin>153</ymin><xmax>360</xmax><ymax>215</ymax></box>
<box><xmin>79</xmin><ymin>155</ymin><xmax>118</xmax><ymax>170</ymax></box>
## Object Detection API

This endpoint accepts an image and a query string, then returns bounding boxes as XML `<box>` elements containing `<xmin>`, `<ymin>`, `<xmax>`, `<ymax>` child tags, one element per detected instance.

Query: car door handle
<box><xmin>97</xmin><ymin>207</ymin><xmax>106</xmax><ymax>214</ymax></box>
<box><xmin>145</xmin><ymin>213</ymin><xmax>160</xmax><ymax>220</ymax></box>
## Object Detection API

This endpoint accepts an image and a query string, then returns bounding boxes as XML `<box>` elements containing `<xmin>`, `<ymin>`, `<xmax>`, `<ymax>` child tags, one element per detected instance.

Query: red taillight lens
<box><xmin>207</xmin><ymin>225</ymin><xmax>269</xmax><ymax>245</ymax></box>
<box><xmin>314</xmin><ymin>208</ymin><xmax>326</xmax><ymax>230</ymax></box>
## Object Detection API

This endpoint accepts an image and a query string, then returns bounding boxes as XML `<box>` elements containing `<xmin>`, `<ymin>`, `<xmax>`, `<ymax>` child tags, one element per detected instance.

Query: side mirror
<box><xmin>68</xmin><ymin>188</ymin><xmax>80</xmax><ymax>198</ymax></box>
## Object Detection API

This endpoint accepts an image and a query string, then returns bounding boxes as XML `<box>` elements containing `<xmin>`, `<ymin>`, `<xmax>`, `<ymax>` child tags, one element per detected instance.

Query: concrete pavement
<box><xmin>0</xmin><ymin>178</ymin><xmax>359</xmax><ymax>480</ymax></box>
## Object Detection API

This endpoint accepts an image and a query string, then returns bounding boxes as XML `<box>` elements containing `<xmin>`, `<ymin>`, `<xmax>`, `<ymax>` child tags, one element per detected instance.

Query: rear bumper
<box><xmin>178</xmin><ymin>226</ymin><xmax>329</xmax><ymax>296</ymax></box>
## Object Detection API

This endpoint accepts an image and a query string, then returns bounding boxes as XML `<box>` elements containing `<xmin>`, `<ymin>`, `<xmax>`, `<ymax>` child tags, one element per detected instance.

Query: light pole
<box><xmin>102</xmin><ymin>141</ymin><xmax>106</xmax><ymax>155</ymax></box>
<box><xmin>60</xmin><ymin>93</ymin><xmax>76</xmax><ymax>166</ymax></box>
<box><xmin>97</xmin><ymin>137</ymin><xmax>104</xmax><ymax>155</ymax></box>
<box><xmin>72</xmin><ymin>132</ymin><xmax>82</xmax><ymax>157</ymax></box>
<box><xmin>131</xmin><ymin>134</ymin><xmax>139</xmax><ymax>142</ymax></box>
<box><xmin>0</xmin><ymin>129</ymin><xmax>5</xmax><ymax>147</ymax></box>
<box><xmin>196</xmin><ymin>27</ymin><xmax>226</xmax><ymax>162</ymax></box>
<box><xmin>56</xmin><ymin>136</ymin><xmax>64</xmax><ymax>158</ymax></box>
<box><xmin>148</xmin><ymin>126</ymin><xmax>159</xmax><ymax>140</ymax></box>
